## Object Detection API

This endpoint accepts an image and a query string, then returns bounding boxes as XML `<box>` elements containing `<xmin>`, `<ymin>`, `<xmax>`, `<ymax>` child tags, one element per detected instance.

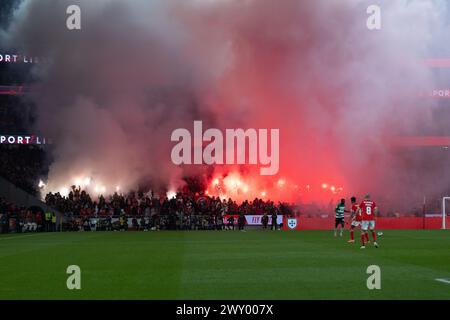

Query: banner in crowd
<box><xmin>223</xmin><ymin>215</ymin><xmax>284</xmax><ymax>225</ymax></box>
<box><xmin>80</xmin><ymin>215</ymin><xmax>285</xmax><ymax>227</ymax></box>
<box><xmin>0</xmin><ymin>135</ymin><xmax>49</xmax><ymax>145</ymax></box>
<box><xmin>284</xmin><ymin>217</ymin><xmax>300</xmax><ymax>230</ymax></box>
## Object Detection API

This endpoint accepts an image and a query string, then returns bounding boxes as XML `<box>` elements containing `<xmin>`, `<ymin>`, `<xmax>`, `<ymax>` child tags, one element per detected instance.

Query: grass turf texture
<box><xmin>0</xmin><ymin>230</ymin><xmax>449</xmax><ymax>300</ymax></box>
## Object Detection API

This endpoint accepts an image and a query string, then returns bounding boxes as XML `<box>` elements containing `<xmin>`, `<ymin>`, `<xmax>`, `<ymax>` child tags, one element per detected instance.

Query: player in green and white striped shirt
<box><xmin>334</xmin><ymin>198</ymin><xmax>349</xmax><ymax>237</ymax></box>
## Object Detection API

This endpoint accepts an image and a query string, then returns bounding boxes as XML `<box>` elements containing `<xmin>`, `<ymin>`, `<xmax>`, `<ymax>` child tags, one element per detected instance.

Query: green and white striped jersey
<box><xmin>335</xmin><ymin>204</ymin><xmax>345</xmax><ymax>219</ymax></box>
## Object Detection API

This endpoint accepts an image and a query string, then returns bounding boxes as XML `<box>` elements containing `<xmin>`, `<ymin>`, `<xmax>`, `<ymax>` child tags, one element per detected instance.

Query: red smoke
<box><xmin>3</xmin><ymin>0</ymin><xmax>448</xmax><ymax>211</ymax></box>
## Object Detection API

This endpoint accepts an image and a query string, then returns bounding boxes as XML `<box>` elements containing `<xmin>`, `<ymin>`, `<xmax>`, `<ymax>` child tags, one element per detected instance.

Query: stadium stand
<box><xmin>45</xmin><ymin>186</ymin><xmax>294</xmax><ymax>231</ymax></box>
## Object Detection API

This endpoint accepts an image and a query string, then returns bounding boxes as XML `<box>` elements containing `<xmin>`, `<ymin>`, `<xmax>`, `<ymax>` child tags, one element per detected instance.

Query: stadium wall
<box><xmin>283</xmin><ymin>217</ymin><xmax>450</xmax><ymax>230</ymax></box>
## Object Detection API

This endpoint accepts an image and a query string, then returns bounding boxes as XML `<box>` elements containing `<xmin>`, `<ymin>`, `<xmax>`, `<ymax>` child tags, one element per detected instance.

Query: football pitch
<box><xmin>0</xmin><ymin>230</ymin><xmax>449</xmax><ymax>300</ymax></box>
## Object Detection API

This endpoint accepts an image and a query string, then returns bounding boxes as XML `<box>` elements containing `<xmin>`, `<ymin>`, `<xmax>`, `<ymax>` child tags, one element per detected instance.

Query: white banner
<box><xmin>245</xmin><ymin>215</ymin><xmax>283</xmax><ymax>225</ymax></box>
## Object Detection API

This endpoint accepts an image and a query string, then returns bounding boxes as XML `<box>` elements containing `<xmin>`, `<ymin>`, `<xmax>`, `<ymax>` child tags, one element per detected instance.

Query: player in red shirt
<box><xmin>348</xmin><ymin>196</ymin><xmax>369</xmax><ymax>244</ymax></box>
<box><xmin>347</xmin><ymin>196</ymin><xmax>361</xmax><ymax>243</ymax></box>
<box><xmin>357</xmin><ymin>194</ymin><xmax>379</xmax><ymax>249</ymax></box>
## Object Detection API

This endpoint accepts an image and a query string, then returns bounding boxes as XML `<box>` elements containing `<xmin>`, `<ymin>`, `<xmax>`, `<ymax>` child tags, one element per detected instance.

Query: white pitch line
<box><xmin>435</xmin><ymin>278</ymin><xmax>450</xmax><ymax>284</ymax></box>
<box><xmin>0</xmin><ymin>234</ymin><xmax>42</xmax><ymax>241</ymax></box>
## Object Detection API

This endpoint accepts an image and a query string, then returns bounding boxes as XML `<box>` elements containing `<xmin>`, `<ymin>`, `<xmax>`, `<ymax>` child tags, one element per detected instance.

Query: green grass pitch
<box><xmin>0</xmin><ymin>230</ymin><xmax>449</xmax><ymax>300</ymax></box>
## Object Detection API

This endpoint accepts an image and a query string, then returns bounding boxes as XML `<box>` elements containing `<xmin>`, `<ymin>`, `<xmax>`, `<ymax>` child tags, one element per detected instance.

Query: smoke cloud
<box><xmin>2</xmin><ymin>0</ymin><xmax>449</xmax><ymax>210</ymax></box>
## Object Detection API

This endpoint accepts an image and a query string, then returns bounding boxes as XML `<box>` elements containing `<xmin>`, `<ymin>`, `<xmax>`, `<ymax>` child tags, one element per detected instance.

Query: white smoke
<box><xmin>1</xmin><ymin>0</ymin><xmax>449</xmax><ymax>210</ymax></box>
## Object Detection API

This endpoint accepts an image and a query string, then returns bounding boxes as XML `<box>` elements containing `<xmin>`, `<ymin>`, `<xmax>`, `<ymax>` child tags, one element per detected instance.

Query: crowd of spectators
<box><xmin>0</xmin><ymin>196</ymin><xmax>54</xmax><ymax>233</ymax></box>
<box><xmin>1</xmin><ymin>184</ymin><xmax>446</xmax><ymax>234</ymax></box>
<box><xmin>45</xmin><ymin>186</ymin><xmax>294</xmax><ymax>231</ymax></box>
